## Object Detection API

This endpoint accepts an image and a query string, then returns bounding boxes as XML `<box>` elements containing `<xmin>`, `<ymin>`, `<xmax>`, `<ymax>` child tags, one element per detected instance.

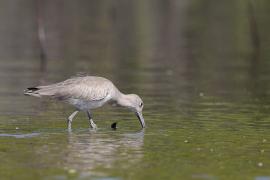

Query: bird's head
<box><xmin>117</xmin><ymin>94</ymin><xmax>145</xmax><ymax>128</ymax></box>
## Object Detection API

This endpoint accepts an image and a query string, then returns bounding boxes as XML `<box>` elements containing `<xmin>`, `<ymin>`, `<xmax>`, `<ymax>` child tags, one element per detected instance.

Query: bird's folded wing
<box><xmin>53</xmin><ymin>84</ymin><xmax>109</xmax><ymax>101</ymax></box>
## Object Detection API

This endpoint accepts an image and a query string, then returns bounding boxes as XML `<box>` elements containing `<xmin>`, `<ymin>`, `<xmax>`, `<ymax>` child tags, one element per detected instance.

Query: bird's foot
<box><xmin>67</xmin><ymin>119</ymin><xmax>72</xmax><ymax>130</ymax></box>
<box><xmin>90</xmin><ymin>120</ymin><xmax>97</xmax><ymax>129</ymax></box>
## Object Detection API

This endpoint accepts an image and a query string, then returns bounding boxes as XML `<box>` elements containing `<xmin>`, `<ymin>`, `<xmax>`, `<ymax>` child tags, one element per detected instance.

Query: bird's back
<box><xmin>25</xmin><ymin>76</ymin><xmax>119</xmax><ymax>103</ymax></box>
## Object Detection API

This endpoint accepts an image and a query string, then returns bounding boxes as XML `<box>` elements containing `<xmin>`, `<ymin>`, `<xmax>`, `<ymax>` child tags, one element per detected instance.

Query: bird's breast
<box><xmin>68</xmin><ymin>94</ymin><xmax>111</xmax><ymax>111</ymax></box>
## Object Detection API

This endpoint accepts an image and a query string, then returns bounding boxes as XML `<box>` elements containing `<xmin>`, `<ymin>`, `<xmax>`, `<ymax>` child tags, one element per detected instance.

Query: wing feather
<box><xmin>51</xmin><ymin>76</ymin><xmax>112</xmax><ymax>101</ymax></box>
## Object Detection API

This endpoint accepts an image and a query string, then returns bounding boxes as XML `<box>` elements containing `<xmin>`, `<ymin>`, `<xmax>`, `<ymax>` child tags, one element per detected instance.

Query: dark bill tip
<box><xmin>136</xmin><ymin>112</ymin><xmax>146</xmax><ymax>128</ymax></box>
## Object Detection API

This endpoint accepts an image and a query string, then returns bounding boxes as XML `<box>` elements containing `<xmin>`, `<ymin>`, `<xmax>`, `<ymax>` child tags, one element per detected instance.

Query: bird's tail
<box><xmin>24</xmin><ymin>85</ymin><xmax>60</xmax><ymax>98</ymax></box>
<box><xmin>24</xmin><ymin>87</ymin><xmax>42</xmax><ymax>97</ymax></box>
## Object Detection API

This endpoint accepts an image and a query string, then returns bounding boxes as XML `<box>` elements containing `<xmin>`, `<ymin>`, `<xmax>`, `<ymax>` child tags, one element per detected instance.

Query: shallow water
<box><xmin>0</xmin><ymin>1</ymin><xmax>270</xmax><ymax>180</ymax></box>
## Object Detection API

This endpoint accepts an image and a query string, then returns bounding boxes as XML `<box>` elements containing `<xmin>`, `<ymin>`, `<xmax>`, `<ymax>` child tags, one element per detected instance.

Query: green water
<box><xmin>1</xmin><ymin>0</ymin><xmax>270</xmax><ymax>179</ymax></box>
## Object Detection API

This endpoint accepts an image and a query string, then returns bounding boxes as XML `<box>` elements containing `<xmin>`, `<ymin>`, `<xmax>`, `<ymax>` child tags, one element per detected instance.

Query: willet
<box><xmin>24</xmin><ymin>76</ymin><xmax>145</xmax><ymax>129</ymax></box>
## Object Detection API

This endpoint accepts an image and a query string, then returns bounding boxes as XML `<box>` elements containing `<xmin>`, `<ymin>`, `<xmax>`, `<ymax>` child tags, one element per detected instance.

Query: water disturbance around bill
<box><xmin>0</xmin><ymin>1</ymin><xmax>270</xmax><ymax>180</ymax></box>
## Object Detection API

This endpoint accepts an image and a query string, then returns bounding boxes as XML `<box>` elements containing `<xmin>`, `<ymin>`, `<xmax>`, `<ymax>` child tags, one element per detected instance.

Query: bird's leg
<box><xmin>67</xmin><ymin>111</ymin><xmax>79</xmax><ymax>130</ymax></box>
<box><xmin>87</xmin><ymin>111</ymin><xmax>97</xmax><ymax>129</ymax></box>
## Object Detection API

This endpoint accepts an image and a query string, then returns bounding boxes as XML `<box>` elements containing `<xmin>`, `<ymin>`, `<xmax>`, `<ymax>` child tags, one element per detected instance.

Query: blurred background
<box><xmin>1</xmin><ymin>0</ymin><xmax>270</xmax><ymax>113</ymax></box>
<box><xmin>0</xmin><ymin>0</ymin><xmax>270</xmax><ymax>180</ymax></box>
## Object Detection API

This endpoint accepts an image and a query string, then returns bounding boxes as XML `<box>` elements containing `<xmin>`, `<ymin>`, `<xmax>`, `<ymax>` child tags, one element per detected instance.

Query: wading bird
<box><xmin>24</xmin><ymin>76</ymin><xmax>145</xmax><ymax>129</ymax></box>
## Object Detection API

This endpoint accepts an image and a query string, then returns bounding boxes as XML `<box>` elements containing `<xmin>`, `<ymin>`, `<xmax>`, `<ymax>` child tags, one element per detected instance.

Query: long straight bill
<box><xmin>136</xmin><ymin>112</ymin><xmax>146</xmax><ymax>128</ymax></box>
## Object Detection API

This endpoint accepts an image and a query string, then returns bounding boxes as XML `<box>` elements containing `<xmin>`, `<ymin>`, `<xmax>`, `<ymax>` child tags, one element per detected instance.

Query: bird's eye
<box><xmin>140</xmin><ymin>102</ymin><xmax>143</xmax><ymax>107</ymax></box>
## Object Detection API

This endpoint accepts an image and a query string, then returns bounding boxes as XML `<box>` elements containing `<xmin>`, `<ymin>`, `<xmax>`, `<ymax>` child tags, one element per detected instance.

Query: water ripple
<box><xmin>0</xmin><ymin>132</ymin><xmax>40</xmax><ymax>138</ymax></box>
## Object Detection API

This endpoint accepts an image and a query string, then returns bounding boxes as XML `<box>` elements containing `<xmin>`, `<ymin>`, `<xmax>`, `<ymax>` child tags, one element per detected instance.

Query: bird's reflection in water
<box><xmin>63</xmin><ymin>129</ymin><xmax>145</xmax><ymax>172</ymax></box>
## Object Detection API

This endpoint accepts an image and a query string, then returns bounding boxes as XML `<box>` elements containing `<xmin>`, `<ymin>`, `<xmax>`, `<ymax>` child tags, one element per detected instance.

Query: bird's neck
<box><xmin>116</xmin><ymin>93</ymin><xmax>132</xmax><ymax>108</ymax></box>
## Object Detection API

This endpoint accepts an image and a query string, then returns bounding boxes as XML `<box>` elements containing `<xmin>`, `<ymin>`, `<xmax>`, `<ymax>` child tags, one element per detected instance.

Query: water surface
<box><xmin>0</xmin><ymin>1</ymin><xmax>270</xmax><ymax>180</ymax></box>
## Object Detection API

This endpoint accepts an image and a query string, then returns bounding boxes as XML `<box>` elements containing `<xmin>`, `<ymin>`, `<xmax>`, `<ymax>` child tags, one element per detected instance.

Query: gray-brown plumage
<box><xmin>24</xmin><ymin>76</ymin><xmax>145</xmax><ymax>129</ymax></box>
